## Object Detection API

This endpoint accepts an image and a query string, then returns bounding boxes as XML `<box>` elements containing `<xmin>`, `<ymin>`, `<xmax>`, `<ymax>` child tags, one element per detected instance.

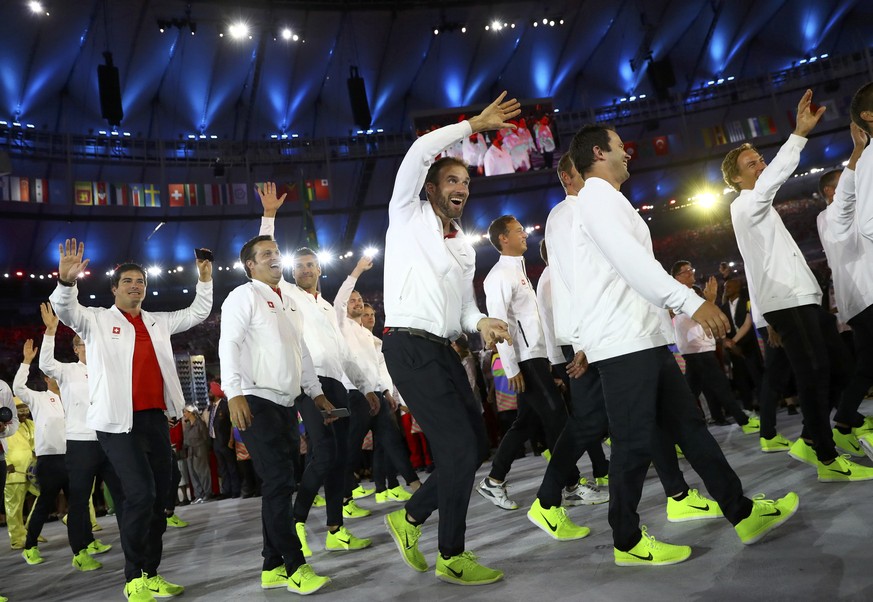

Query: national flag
<box><xmin>74</xmin><ymin>181</ymin><xmax>93</xmax><ymax>205</ymax></box>
<box><xmin>110</xmin><ymin>183</ymin><xmax>129</xmax><ymax>206</ymax></box>
<box><xmin>623</xmin><ymin>141</ymin><xmax>638</xmax><ymax>161</ymax></box>
<box><xmin>93</xmin><ymin>181</ymin><xmax>108</xmax><ymax>206</ymax></box>
<box><xmin>168</xmin><ymin>184</ymin><xmax>186</xmax><ymax>207</ymax></box>
<box><xmin>726</xmin><ymin>121</ymin><xmax>745</xmax><ymax>143</ymax></box>
<box><xmin>202</xmin><ymin>183</ymin><xmax>221</xmax><ymax>205</ymax></box>
<box><xmin>185</xmin><ymin>183</ymin><xmax>201</xmax><ymax>206</ymax></box>
<box><xmin>32</xmin><ymin>179</ymin><xmax>48</xmax><ymax>203</ymax></box>
<box><xmin>278</xmin><ymin>182</ymin><xmax>300</xmax><ymax>202</ymax></box>
<box><xmin>231</xmin><ymin>183</ymin><xmax>248</xmax><ymax>205</ymax></box>
<box><xmin>143</xmin><ymin>183</ymin><xmax>161</xmax><ymax>207</ymax></box>
<box><xmin>130</xmin><ymin>184</ymin><xmax>145</xmax><ymax>207</ymax></box>
<box><xmin>313</xmin><ymin>178</ymin><xmax>330</xmax><ymax>201</ymax></box>
<box><xmin>745</xmin><ymin>117</ymin><xmax>761</xmax><ymax>138</ymax></box>
<box><xmin>713</xmin><ymin>125</ymin><xmax>727</xmax><ymax>145</ymax></box>
<box><xmin>653</xmin><ymin>136</ymin><xmax>670</xmax><ymax>156</ymax></box>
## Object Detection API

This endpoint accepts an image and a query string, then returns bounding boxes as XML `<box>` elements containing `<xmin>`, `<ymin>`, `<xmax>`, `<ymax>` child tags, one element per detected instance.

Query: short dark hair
<box><xmin>425</xmin><ymin>157</ymin><xmax>468</xmax><ymax>188</ymax></box>
<box><xmin>818</xmin><ymin>169</ymin><xmax>842</xmax><ymax>197</ymax></box>
<box><xmin>557</xmin><ymin>153</ymin><xmax>574</xmax><ymax>177</ymax></box>
<box><xmin>292</xmin><ymin>247</ymin><xmax>318</xmax><ymax>265</ymax></box>
<box><xmin>239</xmin><ymin>235</ymin><xmax>274</xmax><ymax>278</ymax></box>
<box><xmin>488</xmin><ymin>215</ymin><xmax>517</xmax><ymax>252</ymax></box>
<box><xmin>362</xmin><ymin>302</ymin><xmax>374</xmax><ymax>310</ymax></box>
<box><xmin>569</xmin><ymin>125</ymin><xmax>615</xmax><ymax>176</ymax></box>
<box><xmin>850</xmin><ymin>82</ymin><xmax>873</xmax><ymax>134</ymax></box>
<box><xmin>671</xmin><ymin>260</ymin><xmax>691</xmax><ymax>277</ymax></box>
<box><xmin>110</xmin><ymin>263</ymin><xmax>147</xmax><ymax>289</ymax></box>
<box><xmin>539</xmin><ymin>238</ymin><xmax>548</xmax><ymax>265</ymax></box>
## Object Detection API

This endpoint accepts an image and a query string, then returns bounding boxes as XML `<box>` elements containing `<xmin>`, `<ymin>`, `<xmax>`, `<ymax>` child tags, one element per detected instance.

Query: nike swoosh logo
<box><xmin>628</xmin><ymin>552</ymin><xmax>654</xmax><ymax>561</ymax></box>
<box><xmin>290</xmin><ymin>577</ymin><xmax>302</xmax><ymax>588</ymax></box>
<box><xmin>404</xmin><ymin>532</ymin><xmax>413</xmax><ymax>550</ymax></box>
<box><xmin>337</xmin><ymin>537</ymin><xmax>351</xmax><ymax>545</ymax></box>
<box><xmin>828</xmin><ymin>468</ymin><xmax>852</xmax><ymax>476</ymax></box>
<box><xmin>447</xmin><ymin>567</ymin><xmax>464</xmax><ymax>578</ymax></box>
<box><xmin>541</xmin><ymin>513</ymin><xmax>558</xmax><ymax>532</ymax></box>
<box><xmin>849</xmin><ymin>442</ymin><xmax>861</xmax><ymax>451</ymax></box>
<box><xmin>761</xmin><ymin>509</ymin><xmax>781</xmax><ymax>517</ymax></box>
<box><xmin>688</xmin><ymin>504</ymin><xmax>709</xmax><ymax>511</ymax></box>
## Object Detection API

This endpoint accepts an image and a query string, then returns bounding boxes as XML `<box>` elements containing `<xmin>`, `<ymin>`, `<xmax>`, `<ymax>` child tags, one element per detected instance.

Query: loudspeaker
<box><xmin>98</xmin><ymin>52</ymin><xmax>124</xmax><ymax>126</ymax></box>
<box><xmin>347</xmin><ymin>66</ymin><xmax>372</xmax><ymax>130</ymax></box>
<box><xmin>648</xmin><ymin>58</ymin><xmax>676</xmax><ymax>101</ymax></box>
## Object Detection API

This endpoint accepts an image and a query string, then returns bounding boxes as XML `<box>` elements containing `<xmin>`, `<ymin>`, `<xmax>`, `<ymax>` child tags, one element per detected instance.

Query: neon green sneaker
<box><xmin>165</xmin><ymin>514</ymin><xmax>188</xmax><ymax>528</ymax></box>
<box><xmin>859</xmin><ymin>432</ymin><xmax>873</xmax><ymax>462</ymax></box>
<box><xmin>675</xmin><ymin>445</ymin><xmax>685</xmax><ymax>459</ymax></box>
<box><xmin>734</xmin><ymin>492</ymin><xmax>799</xmax><ymax>544</ymax></box>
<box><xmin>760</xmin><ymin>433</ymin><xmax>791</xmax><ymax>453</ymax></box>
<box><xmin>342</xmin><ymin>499</ymin><xmax>371</xmax><ymax>518</ymax></box>
<box><xmin>435</xmin><ymin>551</ymin><xmax>503</xmax><ymax>585</ymax></box>
<box><xmin>72</xmin><ymin>549</ymin><xmax>102</xmax><ymax>572</ymax></box>
<box><xmin>146</xmin><ymin>574</ymin><xmax>184</xmax><ymax>598</ymax></box>
<box><xmin>666</xmin><ymin>489</ymin><xmax>723</xmax><ymax>523</ymax></box>
<box><xmin>287</xmin><ymin>564</ymin><xmax>330</xmax><ymax>595</ymax></box>
<box><xmin>788</xmin><ymin>438</ymin><xmax>819</xmax><ymax>467</ymax></box>
<box><xmin>261</xmin><ymin>566</ymin><xmax>289</xmax><ymax>589</ymax></box>
<box><xmin>22</xmin><ymin>547</ymin><xmax>44</xmax><ymax>565</ymax></box>
<box><xmin>351</xmin><ymin>485</ymin><xmax>375</xmax><ymax>499</ymax></box>
<box><xmin>87</xmin><ymin>538</ymin><xmax>112</xmax><ymax>555</ymax></box>
<box><xmin>595</xmin><ymin>475</ymin><xmax>609</xmax><ymax>487</ymax></box>
<box><xmin>614</xmin><ymin>526</ymin><xmax>691</xmax><ymax>566</ymax></box>
<box><xmin>741</xmin><ymin>417</ymin><xmax>761</xmax><ymax>434</ymax></box>
<box><xmin>311</xmin><ymin>494</ymin><xmax>326</xmax><ymax>507</ymax></box>
<box><xmin>853</xmin><ymin>416</ymin><xmax>873</xmax><ymax>436</ymax></box>
<box><xmin>375</xmin><ymin>490</ymin><xmax>390</xmax><ymax>504</ymax></box>
<box><xmin>295</xmin><ymin>522</ymin><xmax>313</xmax><ymax>557</ymax></box>
<box><xmin>326</xmin><ymin>525</ymin><xmax>371</xmax><ymax>551</ymax></box>
<box><xmin>527</xmin><ymin>498</ymin><xmax>590</xmax><ymax>541</ymax></box>
<box><xmin>542</xmin><ymin>449</ymin><xmax>552</xmax><ymax>462</ymax></box>
<box><xmin>387</xmin><ymin>485</ymin><xmax>412</xmax><ymax>501</ymax></box>
<box><xmin>124</xmin><ymin>573</ymin><xmax>156</xmax><ymax>601</ymax></box>
<box><xmin>832</xmin><ymin>428</ymin><xmax>864</xmax><ymax>457</ymax></box>
<box><xmin>384</xmin><ymin>508</ymin><xmax>428</xmax><ymax>572</ymax></box>
<box><xmin>817</xmin><ymin>454</ymin><xmax>873</xmax><ymax>482</ymax></box>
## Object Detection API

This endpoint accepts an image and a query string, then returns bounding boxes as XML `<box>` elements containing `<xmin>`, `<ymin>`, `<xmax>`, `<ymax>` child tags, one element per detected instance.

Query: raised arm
<box><xmin>334</xmin><ymin>257</ymin><xmax>371</xmax><ymax>322</ymax></box>
<box><xmin>165</xmin><ymin>255</ymin><xmax>213</xmax><ymax>334</ymax></box>
<box><xmin>50</xmin><ymin>238</ymin><xmax>97</xmax><ymax>339</ymax></box>
<box><xmin>12</xmin><ymin>341</ymin><xmax>41</xmax><ymax>409</ymax></box>
<box><xmin>37</xmin><ymin>302</ymin><xmax>66</xmax><ymax>381</ymax></box>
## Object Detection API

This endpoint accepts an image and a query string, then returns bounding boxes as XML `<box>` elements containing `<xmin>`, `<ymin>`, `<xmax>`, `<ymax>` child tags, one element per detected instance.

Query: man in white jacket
<box><xmin>51</xmin><ymin>239</ymin><xmax>212</xmax><ymax>602</ymax></box>
<box><xmin>219</xmin><ymin>233</ymin><xmax>332</xmax><ymax>596</ymax></box>
<box><xmin>549</xmin><ymin>123</ymin><xmax>799</xmax><ymax>566</ymax></box>
<box><xmin>724</xmin><ymin>89</ymin><xmax>873</xmax><ymax>482</ymax></box>
<box><xmin>817</xmin><ymin>121</ymin><xmax>873</xmax><ymax>459</ymax></box>
<box><xmin>38</xmin><ymin>302</ymin><xmax>117</xmax><ymax>572</ymax></box>
<box><xmin>381</xmin><ymin>93</ymin><xmax>516</xmax><ymax>586</ymax></box>
<box><xmin>257</xmin><ymin>182</ymin><xmax>377</xmax><ymax>557</ymax></box>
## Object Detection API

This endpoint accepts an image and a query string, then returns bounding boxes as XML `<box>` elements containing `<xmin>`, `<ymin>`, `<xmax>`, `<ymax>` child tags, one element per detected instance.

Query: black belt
<box><xmin>385</xmin><ymin>327</ymin><xmax>451</xmax><ymax>346</ymax></box>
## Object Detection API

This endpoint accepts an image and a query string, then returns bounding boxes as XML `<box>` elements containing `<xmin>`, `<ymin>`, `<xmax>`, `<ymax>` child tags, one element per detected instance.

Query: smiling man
<box><xmin>50</xmin><ymin>239</ymin><xmax>212</xmax><ymax>602</ymax></box>
<box><xmin>723</xmin><ymin>89</ymin><xmax>873</xmax><ymax>482</ymax></box>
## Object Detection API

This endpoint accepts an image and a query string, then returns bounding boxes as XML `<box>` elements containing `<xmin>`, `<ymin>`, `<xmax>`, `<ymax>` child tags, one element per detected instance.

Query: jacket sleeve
<box><xmin>38</xmin><ymin>334</ymin><xmax>67</xmax><ymax>383</ymax></box>
<box><xmin>12</xmin><ymin>363</ymin><xmax>40</xmax><ymax>411</ymax></box>
<box><xmin>744</xmin><ymin>134</ymin><xmax>807</xmax><ymax>223</ymax></box>
<box><xmin>299</xmin><ymin>338</ymin><xmax>325</xmax><ymax>400</ymax></box>
<box><xmin>218</xmin><ymin>288</ymin><xmax>252</xmax><ymax>400</ymax></box>
<box><xmin>389</xmin><ymin>121</ymin><xmax>473</xmax><ymax>225</ymax></box>
<box><xmin>536</xmin><ymin>272</ymin><xmax>565</xmax><ymax>365</ymax></box>
<box><xmin>373</xmin><ymin>337</ymin><xmax>394</xmax><ymax>392</ymax></box>
<box><xmin>261</xmin><ymin>216</ymin><xmax>296</xmax><ymax>292</ymax></box>
<box><xmin>577</xmin><ymin>189</ymin><xmax>704</xmax><ymax>317</ymax></box>
<box><xmin>0</xmin><ymin>380</ymin><xmax>18</xmax><ymax>440</ymax></box>
<box><xmin>460</xmin><ymin>245</ymin><xmax>487</xmax><ymax>333</ymax></box>
<box><xmin>484</xmin><ymin>269</ymin><xmax>520</xmax><ymax>378</ymax></box>
<box><xmin>166</xmin><ymin>279</ymin><xmax>213</xmax><ymax>335</ymax></box>
<box><xmin>334</xmin><ymin>275</ymin><xmax>357</xmax><ymax>326</ymax></box>
<box><xmin>49</xmin><ymin>283</ymin><xmax>98</xmax><ymax>341</ymax></box>
<box><xmin>828</xmin><ymin>168</ymin><xmax>857</xmax><ymax>242</ymax></box>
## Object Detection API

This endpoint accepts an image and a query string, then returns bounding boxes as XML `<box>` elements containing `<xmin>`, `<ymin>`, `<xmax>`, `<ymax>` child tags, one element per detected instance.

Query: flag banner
<box><xmin>652</xmin><ymin>136</ymin><xmax>670</xmax><ymax>156</ymax></box>
<box><xmin>110</xmin><ymin>183</ymin><xmax>129</xmax><ymax>206</ymax></box>
<box><xmin>726</xmin><ymin>121</ymin><xmax>745</xmax><ymax>143</ymax></box>
<box><xmin>93</xmin><ymin>181</ymin><xmax>109</xmax><ymax>206</ymax></box>
<box><xmin>143</xmin><ymin>183</ymin><xmax>161</xmax><ymax>207</ymax></box>
<box><xmin>185</xmin><ymin>183</ymin><xmax>201</xmax><ymax>206</ymax></box>
<box><xmin>305</xmin><ymin>179</ymin><xmax>331</xmax><ymax>202</ymax></box>
<box><xmin>168</xmin><ymin>184</ymin><xmax>186</xmax><ymax>207</ymax></box>
<box><xmin>624</xmin><ymin>141</ymin><xmax>639</xmax><ymax>161</ymax></box>
<box><xmin>74</xmin><ymin>181</ymin><xmax>93</xmax><ymax>205</ymax></box>
<box><xmin>130</xmin><ymin>184</ymin><xmax>145</xmax><ymax>207</ymax></box>
<box><xmin>0</xmin><ymin>177</ymin><xmax>50</xmax><ymax>202</ymax></box>
<box><xmin>231</xmin><ymin>183</ymin><xmax>248</xmax><ymax>205</ymax></box>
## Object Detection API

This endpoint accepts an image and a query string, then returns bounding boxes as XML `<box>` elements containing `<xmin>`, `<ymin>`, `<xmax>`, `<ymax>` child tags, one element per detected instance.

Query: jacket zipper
<box><xmin>517</xmin><ymin>321</ymin><xmax>530</xmax><ymax>348</ymax></box>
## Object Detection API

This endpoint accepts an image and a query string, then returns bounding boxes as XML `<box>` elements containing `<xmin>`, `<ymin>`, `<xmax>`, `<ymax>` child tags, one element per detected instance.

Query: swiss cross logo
<box><xmin>267</xmin><ymin>301</ymin><xmax>275</xmax><ymax>309</ymax></box>
<box><xmin>112</xmin><ymin>326</ymin><xmax>121</xmax><ymax>334</ymax></box>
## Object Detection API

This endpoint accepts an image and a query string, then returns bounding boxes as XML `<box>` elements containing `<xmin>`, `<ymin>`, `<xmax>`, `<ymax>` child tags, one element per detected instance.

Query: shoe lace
<box><xmin>129</xmin><ymin>573</ymin><xmax>148</xmax><ymax>593</ymax></box>
<box><xmin>639</xmin><ymin>526</ymin><xmax>666</xmax><ymax>550</ymax></box>
<box><xmin>457</xmin><ymin>550</ymin><xmax>479</xmax><ymax>564</ymax></box>
<box><xmin>749</xmin><ymin>493</ymin><xmax>777</xmax><ymax>509</ymax></box>
<box><xmin>296</xmin><ymin>564</ymin><xmax>315</xmax><ymax>580</ymax></box>
<box><xmin>148</xmin><ymin>574</ymin><xmax>171</xmax><ymax>588</ymax></box>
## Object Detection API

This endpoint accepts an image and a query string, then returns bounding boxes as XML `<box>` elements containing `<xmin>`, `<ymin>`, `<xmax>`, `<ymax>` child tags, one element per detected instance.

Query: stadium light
<box><xmin>363</xmin><ymin>247</ymin><xmax>379</xmax><ymax>258</ymax></box>
<box><xmin>317</xmin><ymin>251</ymin><xmax>334</xmax><ymax>265</ymax></box>
<box><xmin>147</xmin><ymin>266</ymin><xmax>163</xmax><ymax>276</ymax></box>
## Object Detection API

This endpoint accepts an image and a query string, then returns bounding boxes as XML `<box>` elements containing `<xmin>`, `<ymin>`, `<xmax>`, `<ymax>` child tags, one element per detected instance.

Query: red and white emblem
<box><xmin>112</xmin><ymin>326</ymin><xmax>121</xmax><ymax>334</ymax></box>
<box><xmin>267</xmin><ymin>301</ymin><xmax>275</xmax><ymax>308</ymax></box>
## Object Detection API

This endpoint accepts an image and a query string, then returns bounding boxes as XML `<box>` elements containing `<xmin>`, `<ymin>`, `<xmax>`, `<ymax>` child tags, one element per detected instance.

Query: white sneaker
<box><xmin>476</xmin><ymin>477</ymin><xmax>519</xmax><ymax>510</ymax></box>
<box><xmin>563</xmin><ymin>477</ymin><xmax>609</xmax><ymax>506</ymax></box>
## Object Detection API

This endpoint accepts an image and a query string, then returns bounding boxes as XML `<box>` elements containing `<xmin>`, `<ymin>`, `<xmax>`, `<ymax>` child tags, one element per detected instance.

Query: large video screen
<box><xmin>412</xmin><ymin>99</ymin><xmax>559</xmax><ymax>177</ymax></box>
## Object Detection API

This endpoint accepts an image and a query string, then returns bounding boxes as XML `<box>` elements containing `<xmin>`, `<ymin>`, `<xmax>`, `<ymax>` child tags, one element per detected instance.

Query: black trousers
<box><xmin>212</xmin><ymin>436</ymin><xmax>241</xmax><ymax>497</ymax></box>
<box><xmin>97</xmin><ymin>409</ymin><xmax>171</xmax><ymax>581</ymax></box>
<box><xmin>66</xmin><ymin>439</ymin><xmax>123</xmax><ymax>554</ymax></box>
<box><xmin>594</xmin><ymin>347</ymin><xmax>751</xmax><ymax>551</ymax></box>
<box><xmin>835</xmin><ymin>304</ymin><xmax>873</xmax><ymax>427</ymax></box>
<box><xmin>536</xmin><ymin>363</ymin><xmax>688</xmax><ymax>508</ymax></box>
<box><xmin>489</xmin><ymin>357</ymin><xmax>576</xmax><ymax>484</ymax></box>
<box><xmin>765</xmin><ymin>305</ymin><xmax>842</xmax><ymax>462</ymax></box>
<box><xmin>239</xmin><ymin>395</ymin><xmax>305</xmax><ymax>574</ymax></box>
<box><xmin>293</xmin><ymin>376</ymin><xmax>349</xmax><ymax>527</ymax></box>
<box><xmin>683</xmin><ymin>352</ymin><xmax>749</xmax><ymax>426</ymax></box>
<box><xmin>757</xmin><ymin>327</ymin><xmax>796</xmax><ymax>439</ymax></box>
<box><xmin>383</xmin><ymin>330</ymin><xmax>488</xmax><ymax>557</ymax></box>
<box><xmin>344</xmin><ymin>390</ymin><xmax>373</xmax><ymax>498</ymax></box>
<box><xmin>371</xmin><ymin>396</ymin><xmax>418</xmax><ymax>492</ymax></box>
<box><xmin>25</xmin><ymin>454</ymin><xmax>69</xmax><ymax>549</ymax></box>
